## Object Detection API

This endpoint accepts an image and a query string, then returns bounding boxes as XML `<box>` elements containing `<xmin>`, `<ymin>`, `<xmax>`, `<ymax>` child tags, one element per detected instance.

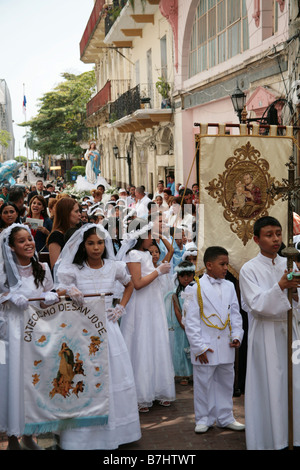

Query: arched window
<box><xmin>188</xmin><ymin>0</ymin><xmax>249</xmax><ymax>78</ymax></box>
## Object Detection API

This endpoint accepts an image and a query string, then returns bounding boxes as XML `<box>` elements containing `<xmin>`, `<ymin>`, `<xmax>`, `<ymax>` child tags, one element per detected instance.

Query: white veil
<box><xmin>54</xmin><ymin>223</ymin><xmax>116</xmax><ymax>285</ymax></box>
<box><xmin>116</xmin><ymin>220</ymin><xmax>153</xmax><ymax>261</ymax></box>
<box><xmin>0</xmin><ymin>223</ymin><xmax>35</xmax><ymax>293</ymax></box>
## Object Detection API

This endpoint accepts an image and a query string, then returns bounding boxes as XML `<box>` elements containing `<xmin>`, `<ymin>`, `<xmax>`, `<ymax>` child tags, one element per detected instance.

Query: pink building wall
<box><xmin>173</xmin><ymin>0</ymin><xmax>289</xmax><ymax>185</ymax></box>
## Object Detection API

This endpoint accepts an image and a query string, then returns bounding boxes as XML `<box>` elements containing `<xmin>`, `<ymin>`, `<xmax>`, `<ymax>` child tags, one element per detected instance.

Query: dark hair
<box><xmin>28</xmin><ymin>195</ymin><xmax>48</xmax><ymax>219</ymax></box>
<box><xmin>203</xmin><ymin>246</ymin><xmax>228</xmax><ymax>266</ymax></box>
<box><xmin>163</xmin><ymin>188</ymin><xmax>172</xmax><ymax>196</ymax></box>
<box><xmin>253</xmin><ymin>216</ymin><xmax>282</xmax><ymax>237</ymax></box>
<box><xmin>151</xmin><ymin>239</ymin><xmax>160</xmax><ymax>253</ymax></box>
<box><xmin>0</xmin><ymin>202</ymin><xmax>20</xmax><ymax>228</ymax></box>
<box><xmin>8</xmin><ymin>226</ymin><xmax>45</xmax><ymax>288</ymax></box>
<box><xmin>72</xmin><ymin>227</ymin><xmax>107</xmax><ymax>267</ymax></box>
<box><xmin>8</xmin><ymin>188</ymin><xmax>24</xmax><ymax>203</ymax></box>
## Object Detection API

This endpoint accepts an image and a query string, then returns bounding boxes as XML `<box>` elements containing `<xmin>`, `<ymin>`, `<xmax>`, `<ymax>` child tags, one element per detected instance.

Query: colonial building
<box><xmin>80</xmin><ymin>0</ymin><xmax>175</xmax><ymax>191</ymax></box>
<box><xmin>0</xmin><ymin>79</ymin><xmax>14</xmax><ymax>161</ymax></box>
<box><xmin>80</xmin><ymin>1</ymin><xmax>300</xmax><ymax>190</ymax></box>
<box><xmin>173</xmin><ymin>0</ymin><xmax>300</xmax><ymax>186</ymax></box>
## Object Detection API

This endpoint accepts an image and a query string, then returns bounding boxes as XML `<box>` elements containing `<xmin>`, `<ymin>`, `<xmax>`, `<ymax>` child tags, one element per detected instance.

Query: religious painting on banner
<box><xmin>196</xmin><ymin>124</ymin><xmax>294</xmax><ymax>276</ymax></box>
<box><xmin>23</xmin><ymin>297</ymin><xmax>109</xmax><ymax>435</ymax></box>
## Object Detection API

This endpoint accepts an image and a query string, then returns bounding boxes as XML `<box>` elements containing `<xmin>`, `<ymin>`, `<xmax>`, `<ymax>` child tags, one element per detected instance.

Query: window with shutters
<box><xmin>188</xmin><ymin>0</ymin><xmax>249</xmax><ymax>78</ymax></box>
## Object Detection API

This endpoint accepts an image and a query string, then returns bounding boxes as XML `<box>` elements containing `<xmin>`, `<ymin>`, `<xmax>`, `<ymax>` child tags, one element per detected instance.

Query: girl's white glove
<box><xmin>66</xmin><ymin>286</ymin><xmax>84</xmax><ymax>307</ymax></box>
<box><xmin>156</xmin><ymin>262</ymin><xmax>171</xmax><ymax>276</ymax></box>
<box><xmin>10</xmin><ymin>293</ymin><xmax>29</xmax><ymax>309</ymax></box>
<box><xmin>43</xmin><ymin>292</ymin><xmax>60</xmax><ymax>306</ymax></box>
<box><xmin>107</xmin><ymin>304</ymin><xmax>126</xmax><ymax>323</ymax></box>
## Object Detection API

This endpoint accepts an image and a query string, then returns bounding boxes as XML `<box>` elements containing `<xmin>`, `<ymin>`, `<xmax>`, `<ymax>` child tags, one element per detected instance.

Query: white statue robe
<box><xmin>239</xmin><ymin>252</ymin><xmax>300</xmax><ymax>450</ymax></box>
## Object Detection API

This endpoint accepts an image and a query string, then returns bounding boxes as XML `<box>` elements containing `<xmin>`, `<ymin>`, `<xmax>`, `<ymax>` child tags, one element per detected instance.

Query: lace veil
<box><xmin>54</xmin><ymin>223</ymin><xmax>116</xmax><ymax>284</ymax></box>
<box><xmin>0</xmin><ymin>223</ymin><xmax>35</xmax><ymax>293</ymax></box>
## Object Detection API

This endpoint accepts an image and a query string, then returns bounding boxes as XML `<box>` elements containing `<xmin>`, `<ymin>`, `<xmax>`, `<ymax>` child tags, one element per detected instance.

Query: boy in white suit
<box><xmin>183</xmin><ymin>246</ymin><xmax>244</xmax><ymax>434</ymax></box>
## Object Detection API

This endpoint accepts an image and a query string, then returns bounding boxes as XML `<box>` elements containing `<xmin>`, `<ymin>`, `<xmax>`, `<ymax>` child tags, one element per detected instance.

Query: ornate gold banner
<box><xmin>196</xmin><ymin>125</ymin><xmax>294</xmax><ymax>276</ymax></box>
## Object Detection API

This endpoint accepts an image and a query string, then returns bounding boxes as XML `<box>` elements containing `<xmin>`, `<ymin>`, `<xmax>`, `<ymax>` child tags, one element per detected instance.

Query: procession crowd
<box><xmin>0</xmin><ymin>173</ymin><xmax>300</xmax><ymax>451</ymax></box>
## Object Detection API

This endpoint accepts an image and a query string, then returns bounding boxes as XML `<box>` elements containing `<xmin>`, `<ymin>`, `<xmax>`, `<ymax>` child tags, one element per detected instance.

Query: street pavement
<box><xmin>0</xmin><ymin>381</ymin><xmax>246</xmax><ymax>451</ymax></box>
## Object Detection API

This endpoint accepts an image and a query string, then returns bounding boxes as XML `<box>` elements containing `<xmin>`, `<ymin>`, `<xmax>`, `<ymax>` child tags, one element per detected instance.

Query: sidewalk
<box><xmin>0</xmin><ymin>382</ymin><xmax>246</xmax><ymax>451</ymax></box>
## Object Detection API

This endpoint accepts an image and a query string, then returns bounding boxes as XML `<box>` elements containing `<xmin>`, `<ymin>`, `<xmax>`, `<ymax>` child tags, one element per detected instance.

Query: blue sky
<box><xmin>0</xmin><ymin>0</ymin><xmax>94</xmax><ymax>157</ymax></box>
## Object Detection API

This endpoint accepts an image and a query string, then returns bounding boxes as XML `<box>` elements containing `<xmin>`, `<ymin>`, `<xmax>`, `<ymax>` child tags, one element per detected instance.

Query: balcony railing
<box><xmin>80</xmin><ymin>0</ymin><xmax>106</xmax><ymax>59</ymax></box>
<box><xmin>87</xmin><ymin>81</ymin><xmax>112</xmax><ymax>117</ymax></box>
<box><xmin>108</xmin><ymin>82</ymin><xmax>173</xmax><ymax>122</ymax></box>
<box><xmin>109</xmin><ymin>85</ymin><xmax>141</xmax><ymax>122</ymax></box>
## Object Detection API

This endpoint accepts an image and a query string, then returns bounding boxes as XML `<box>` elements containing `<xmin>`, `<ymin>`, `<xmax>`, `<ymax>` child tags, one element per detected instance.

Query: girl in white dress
<box><xmin>119</xmin><ymin>221</ymin><xmax>176</xmax><ymax>413</ymax></box>
<box><xmin>55</xmin><ymin>223</ymin><xmax>141</xmax><ymax>450</ymax></box>
<box><xmin>0</xmin><ymin>224</ymin><xmax>58</xmax><ymax>450</ymax></box>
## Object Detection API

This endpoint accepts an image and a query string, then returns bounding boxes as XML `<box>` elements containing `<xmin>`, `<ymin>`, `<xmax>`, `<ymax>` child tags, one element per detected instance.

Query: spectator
<box><xmin>0</xmin><ymin>202</ymin><xmax>20</xmax><ymax>232</ymax></box>
<box><xmin>47</xmin><ymin>197</ymin><xmax>81</xmax><ymax>269</ymax></box>
<box><xmin>0</xmin><ymin>185</ymin><xmax>10</xmax><ymax>203</ymax></box>
<box><xmin>135</xmin><ymin>186</ymin><xmax>151</xmax><ymax>219</ymax></box>
<box><xmin>27</xmin><ymin>180</ymin><xmax>51</xmax><ymax>205</ymax></box>
<box><xmin>26</xmin><ymin>195</ymin><xmax>53</xmax><ymax>253</ymax></box>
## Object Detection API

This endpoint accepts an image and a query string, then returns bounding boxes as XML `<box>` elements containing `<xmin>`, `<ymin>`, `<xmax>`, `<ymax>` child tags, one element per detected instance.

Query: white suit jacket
<box><xmin>183</xmin><ymin>273</ymin><xmax>243</xmax><ymax>366</ymax></box>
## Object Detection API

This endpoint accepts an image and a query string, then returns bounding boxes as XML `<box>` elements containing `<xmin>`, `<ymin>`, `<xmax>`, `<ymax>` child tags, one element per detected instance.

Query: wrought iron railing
<box><xmin>109</xmin><ymin>84</ymin><xmax>141</xmax><ymax>122</ymax></box>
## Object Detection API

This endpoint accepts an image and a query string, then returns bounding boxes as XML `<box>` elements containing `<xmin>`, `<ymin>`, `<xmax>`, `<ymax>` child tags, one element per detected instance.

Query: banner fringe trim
<box><xmin>24</xmin><ymin>414</ymin><xmax>109</xmax><ymax>435</ymax></box>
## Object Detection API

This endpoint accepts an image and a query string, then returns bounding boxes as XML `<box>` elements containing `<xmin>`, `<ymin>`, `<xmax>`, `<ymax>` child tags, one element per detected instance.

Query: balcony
<box><xmin>109</xmin><ymin>85</ymin><xmax>141</xmax><ymax>122</ymax></box>
<box><xmin>108</xmin><ymin>83</ymin><xmax>173</xmax><ymax>133</ymax></box>
<box><xmin>87</xmin><ymin>81</ymin><xmax>112</xmax><ymax>118</ymax></box>
<box><xmin>104</xmin><ymin>0</ymin><xmax>160</xmax><ymax>48</ymax></box>
<box><xmin>80</xmin><ymin>0</ymin><xmax>107</xmax><ymax>63</ymax></box>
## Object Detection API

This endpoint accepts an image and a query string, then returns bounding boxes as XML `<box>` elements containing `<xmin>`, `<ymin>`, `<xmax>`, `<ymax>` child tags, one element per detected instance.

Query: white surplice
<box><xmin>239</xmin><ymin>253</ymin><xmax>300</xmax><ymax>450</ymax></box>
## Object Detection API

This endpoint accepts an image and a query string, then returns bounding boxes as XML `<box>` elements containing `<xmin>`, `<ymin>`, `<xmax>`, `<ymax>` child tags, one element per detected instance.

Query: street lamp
<box><xmin>112</xmin><ymin>144</ymin><xmax>132</xmax><ymax>186</ymax></box>
<box><xmin>230</xmin><ymin>83</ymin><xmax>247</xmax><ymax>123</ymax></box>
<box><xmin>113</xmin><ymin>145</ymin><xmax>119</xmax><ymax>158</ymax></box>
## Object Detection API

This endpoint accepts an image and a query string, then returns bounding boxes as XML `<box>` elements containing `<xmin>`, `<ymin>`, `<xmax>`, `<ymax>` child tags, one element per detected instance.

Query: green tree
<box><xmin>19</xmin><ymin>70</ymin><xmax>96</xmax><ymax>157</ymax></box>
<box><xmin>0</xmin><ymin>129</ymin><xmax>11</xmax><ymax>148</ymax></box>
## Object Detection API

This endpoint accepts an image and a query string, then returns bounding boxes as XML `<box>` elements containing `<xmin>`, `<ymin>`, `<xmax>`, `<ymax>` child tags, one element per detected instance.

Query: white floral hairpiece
<box><xmin>182</xmin><ymin>250</ymin><xmax>198</xmax><ymax>260</ymax></box>
<box><xmin>174</xmin><ymin>264</ymin><xmax>196</xmax><ymax>273</ymax></box>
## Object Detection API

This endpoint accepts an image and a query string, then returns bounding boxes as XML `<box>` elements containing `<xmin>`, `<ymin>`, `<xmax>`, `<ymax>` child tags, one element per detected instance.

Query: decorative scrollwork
<box><xmin>205</xmin><ymin>141</ymin><xmax>283</xmax><ymax>245</ymax></box>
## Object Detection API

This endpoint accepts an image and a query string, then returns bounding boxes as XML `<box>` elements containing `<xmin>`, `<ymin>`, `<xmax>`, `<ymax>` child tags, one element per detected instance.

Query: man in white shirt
<box><xmin>127</xmin><ymin>186</ymin><xmax>136</xmax><ymax>207</ymax></box>
<box><xmin>135</xmin><ymin>186</ymin><xmax>151</xmax><ymax>219</ymax></box>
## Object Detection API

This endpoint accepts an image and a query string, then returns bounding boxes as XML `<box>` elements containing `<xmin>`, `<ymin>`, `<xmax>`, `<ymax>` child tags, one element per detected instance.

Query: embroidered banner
<box><xmin>196</xmin><ymin>125</ymin><xmax>294</xmax><ymax>275</ymax></box>
<box><xmin>23</xmin><ymin>297</ymin><xmax>109</xmax><ymax>434</ymax></box>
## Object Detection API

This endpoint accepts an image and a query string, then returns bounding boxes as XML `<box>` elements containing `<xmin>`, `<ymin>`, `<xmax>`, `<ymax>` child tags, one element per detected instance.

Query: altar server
<box><xmin>239</xmin><ymin>216</ymin><xmax>300</xmax><ymax>450</ymax></box>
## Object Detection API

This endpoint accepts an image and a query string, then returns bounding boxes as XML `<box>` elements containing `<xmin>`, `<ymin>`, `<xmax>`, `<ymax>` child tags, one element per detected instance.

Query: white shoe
<box><xmin>224</xmin><ymin>420</ymin><xmax>245</xmax><ymax>431</ymax></box>
<box><xmin>195</xmin><ymin>423</ymin><xmax>209</xmax><ymax>433</ymax></box>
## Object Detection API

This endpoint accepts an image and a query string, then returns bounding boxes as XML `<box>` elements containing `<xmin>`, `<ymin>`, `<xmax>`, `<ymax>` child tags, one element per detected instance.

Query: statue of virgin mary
<box><xmin>75</xmin><ymin>141</ymin><xmax>110</xmax><ymax>191</ymax></box>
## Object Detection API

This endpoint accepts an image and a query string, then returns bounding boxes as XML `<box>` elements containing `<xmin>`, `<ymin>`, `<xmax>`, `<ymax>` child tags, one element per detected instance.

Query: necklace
<box><xmin>85</xmin><ymin>259</ymin><xmax>103</xmax><ymax>269</ymax></box>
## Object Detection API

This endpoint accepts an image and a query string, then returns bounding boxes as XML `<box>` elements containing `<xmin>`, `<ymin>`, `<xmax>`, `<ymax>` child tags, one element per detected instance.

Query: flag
<box><xmin>23</xmin><ymin>95</ymin><xmax>27</xmax><ymax>114</ymax></box>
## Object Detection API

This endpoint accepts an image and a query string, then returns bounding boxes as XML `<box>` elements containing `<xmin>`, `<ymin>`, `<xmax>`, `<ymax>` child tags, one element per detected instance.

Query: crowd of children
<box><xmin>1</xmin><ymin>175</ymin><xmax>300</xmax><ymax>451</ymax></box>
